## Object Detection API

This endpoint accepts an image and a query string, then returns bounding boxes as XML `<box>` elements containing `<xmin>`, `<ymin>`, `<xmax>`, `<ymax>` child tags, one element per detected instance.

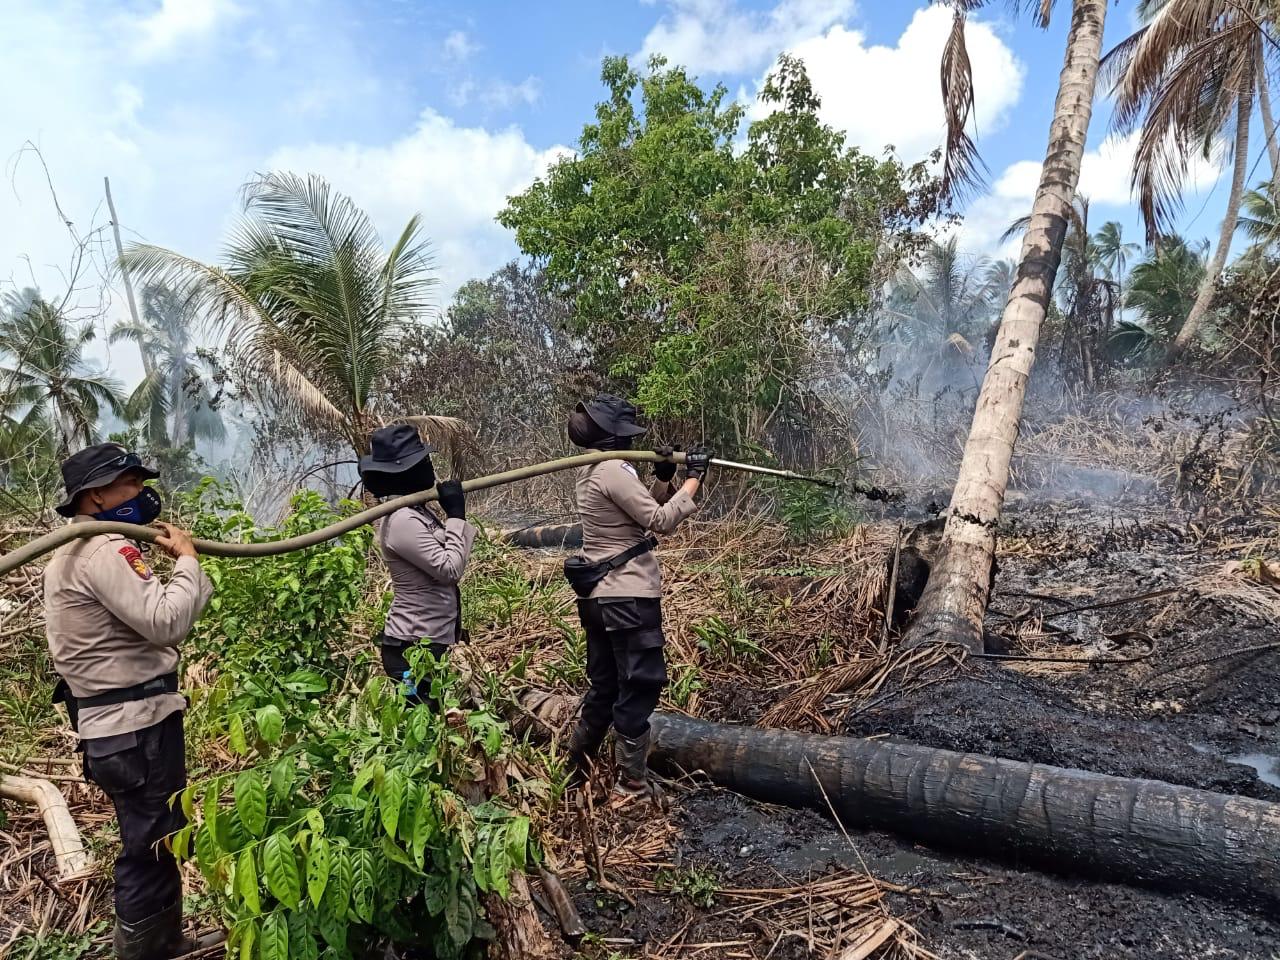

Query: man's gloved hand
<box><xmin>684</xmin><ymin>447</ymin><xmax>713</xmax><ymax>480</ymax></box>
<box><xmin>437</xmin><ymin>479</ymin><xmax>466</xmax><ymax>520</ymax></box>
<box><xmin>653</xmin><ymin>445</ymin><xmax>678</xmax><ymax>482</ymax></box>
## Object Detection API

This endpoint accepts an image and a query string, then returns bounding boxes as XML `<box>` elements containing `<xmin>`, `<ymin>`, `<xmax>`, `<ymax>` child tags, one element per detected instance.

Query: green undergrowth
<box><xmin>170</xmin><ymin>484</ymin><xmax>551</xmax><ymax>960</ymax></box>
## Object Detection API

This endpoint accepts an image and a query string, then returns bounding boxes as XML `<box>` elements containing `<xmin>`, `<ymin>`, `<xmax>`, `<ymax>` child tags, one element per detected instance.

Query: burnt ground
<box><xmin>562</xmin><ymin>493</ymin><xmax>1280</xmax><ymax>959</ymax></box>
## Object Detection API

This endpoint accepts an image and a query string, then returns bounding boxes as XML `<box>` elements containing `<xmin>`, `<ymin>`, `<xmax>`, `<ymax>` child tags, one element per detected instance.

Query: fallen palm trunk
<box><xmin>645</xmin><ymin>715</ymin><xmax>1280</xmax><ymax>908</ymax></box>
<box><xmin>0</xmin><ymin>774</ymin><xmax>92</xmax><ymax>878</ymax></box>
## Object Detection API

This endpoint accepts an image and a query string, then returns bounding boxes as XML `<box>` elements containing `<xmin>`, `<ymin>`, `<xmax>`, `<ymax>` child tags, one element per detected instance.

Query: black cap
<box><xmin>56</xmin><ymin>443</ymin><xmax>159</xmax><ymax>518</ymax></box>
<box><xmin>578</xmin><ymin>394</ymin><xmax>648</xmax><ymax>438</ymax></box>
<box><xmin>358</xmin><ymin>424</ymin><xmax>435</xmax><ymax>477</ymax></box>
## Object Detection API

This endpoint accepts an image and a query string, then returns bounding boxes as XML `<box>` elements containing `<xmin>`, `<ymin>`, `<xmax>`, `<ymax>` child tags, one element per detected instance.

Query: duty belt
<box><xmin>53</xmin><ymin>672</ymin><xmax>180</xmax><ymax>733</ymax></box>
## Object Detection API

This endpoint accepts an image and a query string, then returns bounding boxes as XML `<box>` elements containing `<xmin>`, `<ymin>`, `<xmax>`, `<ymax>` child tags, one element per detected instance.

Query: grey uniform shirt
<box><xmin>378</xmin><ymin>507</ymin><xmax>477</xmax><ymax>645</ymax></box>
<box><xmin>43</xmin><ymin>517</ymin><xmax>213</xmax><ymax>740</ymax></box>
<box><xmin>575</xmin><ymin>459</ymin><xmax>698</xmax><ymax>598</ymax></box>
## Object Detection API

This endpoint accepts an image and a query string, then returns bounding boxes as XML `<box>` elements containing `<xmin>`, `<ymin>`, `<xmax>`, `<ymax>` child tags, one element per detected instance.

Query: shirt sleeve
<box><xmin>605</xmin><ymin>462</ymin><xmax>697</xmax><ymax>535</ymax></box>
<box><xmin>649</xmin><ymin>478</ymin><xmax>679</xmax><ymax>505</ymax></box>
<box><xmin>85</xmin><ymin>540</ymin><xmax>213</xmax><ymax>649</ymax></box>
<box><xmin>386</xmin><ymin>513</ymin><xmax>477</xmax><ymax>584</ymax></box>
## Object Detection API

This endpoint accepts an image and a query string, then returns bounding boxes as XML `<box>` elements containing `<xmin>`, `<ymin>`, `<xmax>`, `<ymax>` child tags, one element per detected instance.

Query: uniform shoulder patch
<box><xmin>620</xmin><ymin>462</ymin><xmax>638</xmax><ymax>478</ymax></box>
<box><xmin>118</xmin><ymin>545</ymin><xmax>153</xmax><ymax>580</ymax></box>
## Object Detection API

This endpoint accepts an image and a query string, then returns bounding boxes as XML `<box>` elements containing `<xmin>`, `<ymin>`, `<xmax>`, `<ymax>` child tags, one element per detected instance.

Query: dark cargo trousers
<box><xmin>82</xmin><ymin>712</ymin><xmax>187</xmax><ymax>923</ymax></box>
<box><xmin>577</xmin><ymin>596</ymin><xmax>668</xmax><ymax>741</ymax></box>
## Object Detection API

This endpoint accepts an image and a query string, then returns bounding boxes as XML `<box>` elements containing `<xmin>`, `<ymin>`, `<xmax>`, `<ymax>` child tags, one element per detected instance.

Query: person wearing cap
<box><xmin>358</xmin><ymin>424</ymin><xmax>475</xmax><ymax>704</ymax></box>
<box><xmin>43</xmin><ymin>443</ymin><xmax>212</xmax><ymax>960</ymax></box>
<box><xmin>565</xmin><ymin>393</ymin><xmax>712</xmax><ymax>796</ymax></box>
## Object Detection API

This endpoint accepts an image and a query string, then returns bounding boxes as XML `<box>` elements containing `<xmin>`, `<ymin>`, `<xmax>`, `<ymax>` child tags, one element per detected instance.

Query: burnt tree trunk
<box><xmin>648</xmin><ymin>714</ymin><xmax>1280</xmax><ymax>908</ymax></box>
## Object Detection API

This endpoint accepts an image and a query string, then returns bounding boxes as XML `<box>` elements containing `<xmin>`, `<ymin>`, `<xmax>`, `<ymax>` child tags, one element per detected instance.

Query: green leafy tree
<box><xmin>500</xmin><ymin>55</ymin><xmax>936</xmax><ymax>447</ymax></box>
<box><xmin>0</xmin><ymin>291</ymin><xmax>124</xmax><ymax>456</ymax></box>
<box><xmin>1238</xmin><ymin>180</ymin><xmax>1280</xmax><ymax>253</ymax></box>
<box><xmin>123</xmin><ymin>173</ymin><xmax>465</xmax><ymax>460</ymax></box>
<box><xmin>110</xmin><ymin>283</ymin><xmax>227</xmax><ymax>450</ymax></box>
<box><xmin>885</xmin><ymin>236</ymin><xmax>1000</xmax><ymax>348</ymax></box>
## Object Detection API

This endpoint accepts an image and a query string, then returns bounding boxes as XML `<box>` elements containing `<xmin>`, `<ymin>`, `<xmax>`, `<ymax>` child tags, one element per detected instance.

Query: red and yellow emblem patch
<box><xmin>118</xmin><ymin>545</ymin><xmax>153</xmax><ymax>581</ymax></box>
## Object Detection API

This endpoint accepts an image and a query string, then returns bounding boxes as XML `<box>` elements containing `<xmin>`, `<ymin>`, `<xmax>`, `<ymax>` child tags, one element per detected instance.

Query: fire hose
<box><xmin>0</xmin><ymin>450</ymin><xmax>895</xmax><ymax>575</ymax></box>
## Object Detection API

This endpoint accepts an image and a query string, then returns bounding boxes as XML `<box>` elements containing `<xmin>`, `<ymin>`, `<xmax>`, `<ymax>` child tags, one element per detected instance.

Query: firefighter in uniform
<box><xmin>43</xmin><ymin>443</ymin><xmax>213</xmax><ymax>960</ymax></box>
<box><xmin>359</xmin><ymin>424</ymin><xmax>475</xmax><ymax>704</ymax></box>
<box><xmin>563</xmin><ymin>394</ymin><xmax>710</xmax><ymax>795</ymax></box>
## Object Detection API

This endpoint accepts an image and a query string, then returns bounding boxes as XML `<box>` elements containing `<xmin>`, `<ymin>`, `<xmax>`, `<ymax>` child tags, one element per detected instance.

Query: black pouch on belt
<box><xmin>563</xmin><ymin>537</ymin><xmax>657</xmax><ymax>599</ymax></box>
<box><xmin>52</xmin><ymin>677</ymin><xmax>80</xmax><ymax>735</ymax></box>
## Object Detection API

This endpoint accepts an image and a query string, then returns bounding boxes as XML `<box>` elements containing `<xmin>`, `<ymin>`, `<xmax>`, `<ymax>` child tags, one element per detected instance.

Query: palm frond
<box><xmin>394</xmin><ymin>414</ymin><xmax>479</xmax><ymax>479</ymax></box>
<box><xmin>938</xmin><ymin>9</ymin><xmax>988</xmax><ymax>204</ymax></box>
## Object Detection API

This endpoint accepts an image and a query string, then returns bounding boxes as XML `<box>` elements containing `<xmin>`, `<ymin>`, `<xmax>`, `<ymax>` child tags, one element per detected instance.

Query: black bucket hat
<box><xmin>578</xmin><ymin>394</ymin><xmax>648</xmax><ymax>438</ymax></box>
<box><xmin>359</xmin><ymin>424</ymin><xmax>435</xmax><ymax>477</ymax></box>
<box><xmin>56</xmin><ymin>443</ymin><xmax>159</xmax><ymax>518</ymax></box>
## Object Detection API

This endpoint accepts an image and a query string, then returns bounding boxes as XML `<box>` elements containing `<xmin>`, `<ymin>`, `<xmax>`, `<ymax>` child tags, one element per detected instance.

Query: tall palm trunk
<box><xmin>1258</xmin><ymin>65</ymin><xmax>1280</xmax><ymax>193</ymax></box>
<box><xmin>906</xmin><ymin>0</ymin><xmax>1107</xmax><ymax>652</ymax></box>
<box><xmin>1172</xmin><ymin>78</ymin><xmax>1254</xmax><ymax>356</ymax></box>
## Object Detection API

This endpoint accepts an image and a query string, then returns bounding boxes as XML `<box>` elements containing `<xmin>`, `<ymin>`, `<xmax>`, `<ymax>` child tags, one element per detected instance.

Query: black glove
<box><xmin>653</xmin><ymin>445</ymin><xmax>678</xmax><ymax>483</ymax></box>
<box><xmin>684</xmin><ymin>447</ymin><xmax>713</xmax><ymax>480</ymax></box>
<box><xmin>437</xmin><ymin>479</ymin><xmax>466</xmax><ymax>520</ymax></box>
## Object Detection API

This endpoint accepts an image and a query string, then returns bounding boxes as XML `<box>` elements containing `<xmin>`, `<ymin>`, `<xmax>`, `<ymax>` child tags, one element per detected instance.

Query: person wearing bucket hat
<box><xmin>359</xmin><ymin>424</ymin><xmax>476</xmax><ymax>706</ymax></box>
<box><xmin>42</xmin><ymin>443</ymin><xmax>213</xmax><ymax>960</ymax></box>
<box><xmin>563</xmin><ymin>394</ymin><xmax>713</xmax><ymax>798</ymax></box>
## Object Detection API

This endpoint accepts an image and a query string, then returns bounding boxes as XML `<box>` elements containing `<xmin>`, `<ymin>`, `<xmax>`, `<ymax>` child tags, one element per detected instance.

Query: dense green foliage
<box><xmin>501</xmin><ymin>55</ymin><xmax>938</xmax><ymax>447</ymax></box>
<box><xmin>170</xmin><ymin>486</ymin><xmax>537</xmax><ymax>960</ymax></box>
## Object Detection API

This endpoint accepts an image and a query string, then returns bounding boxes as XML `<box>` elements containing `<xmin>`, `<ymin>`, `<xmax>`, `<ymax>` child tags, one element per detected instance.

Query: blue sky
<box><xmin>0</xmin><ymin>0</ymin><xmax>1243</xmax><ymax>382</ymax></box>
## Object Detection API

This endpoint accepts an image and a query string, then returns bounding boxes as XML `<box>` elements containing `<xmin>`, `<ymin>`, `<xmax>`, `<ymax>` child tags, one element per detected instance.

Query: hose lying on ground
<box><xmin>0</xmin><ymin>451</ymin><xmax>891</xmax><ymax>575</ymax></box>
<box><xmin>0</xmin><ymin>774</ymin><xmax>92</xmax><ymax>878</ymax></box>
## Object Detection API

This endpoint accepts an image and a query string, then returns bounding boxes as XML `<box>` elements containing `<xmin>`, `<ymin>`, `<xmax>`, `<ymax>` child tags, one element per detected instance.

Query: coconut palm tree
<box><xmin>110</xmin><ymin>283</ymin><xmax>226</xmax><ymax>449</ymax></box>
<box><xmin>0</xmin><ymin>292</ymin><xmax>125</xmax><ymax>455</ymax></box>
<box><xmin>122</xmin><ymin>173</ymin><xmax>469</xmax><ymax>463</ymax></box>
<box><xmin>885</xmin><ymin>236</ymin><xmax>997</xmax><ymax>347</ymax></box>
<box><xmin>1238</xmin><ymin>180</ymin><xmax>1280</xmax><ymax>253</ymax></box>
<box><xmin>1123</xmin><ymin>235</ymin><xmax>1208</xmax><ymax>337</ymax></box>
<box><xmin>1106</xmin><ymin>0</ymin><xmax>1278</xmax><ymax>355</ymax></box>
<box><xmin>908</xmin><ymin>0</ymin><xmax>1110</xmax><ymax>653</ymax></box>
<box><xmin>1093</xmin><ymin>221</ymin><xmax>1141</xmax><ymax>294</ymax></box>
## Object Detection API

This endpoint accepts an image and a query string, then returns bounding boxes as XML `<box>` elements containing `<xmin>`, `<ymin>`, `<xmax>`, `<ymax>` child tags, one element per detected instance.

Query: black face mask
<box><xmin>568</xmin><ymin>411</ymin><xmax>632</xmax><ymax>450</ymax></box>
<box><xmin>94</xmin><ymin>487</ymin><xmax>162</xmax><ymax>525</ymax></box>
<box><xmin>364</xmin><ymin>458</ymin><xmax>436</xmax><ymax>498</ymax></box>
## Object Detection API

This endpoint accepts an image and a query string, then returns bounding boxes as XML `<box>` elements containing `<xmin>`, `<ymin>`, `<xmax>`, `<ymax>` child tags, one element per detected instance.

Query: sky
<box><xmin>0</xmin><ymin>0</ymin><xmax>1248</xmax><ymax>387</ymax></box>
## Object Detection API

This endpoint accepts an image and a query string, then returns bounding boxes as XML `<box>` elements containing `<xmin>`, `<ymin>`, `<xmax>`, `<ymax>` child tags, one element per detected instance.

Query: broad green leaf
<box><xmin>259</xmin><ymin>912</ymin><xmax>288</xmax><ymax>960</ymax></box>
<box><xmin>282</xmin><ymin>669</ymin><xmax>328</xmax><ymax>694</ymax></box>
<box><xmin>352</xmin><ymin>760</ymin><xmax>382</xmax><ymax>797</ymax></box>
<box><xmin>268</xmin><ymin>758</ymin><xmax>295</xmax><ymax>802</ymax></box>
<box><xmin>506</xmin><ymin>816</ymin><xmax>529</xmax><ymax>872</ymax></box>
<box><xmin>325</xmin><ymin>845</ymin><xmax>352</xmax><ymax>920</ymax></box>
<box><xmin>237</xmin><ymin>918</ymin><xmax>257</xmax><ymax>960</ymax></box>
<box><xmin>379</xmin><ymin>768</ymin><xmax>406</xmax><ymax>839</ymax></box>
<box><xmin>262</xmin><ymin>833</ymin><xmax>301</xmax><ymax>909</ymax></box>
<box><xmin>489</xmin><ymin>826</ymin><xmax>510</xmax><ymax>899</ymax></box>
<box><xmin>411</xmin><ymin>794</ymin><xmax>435</xmax><ymax>867</ymax></box>
<box><xmin>234</xmin><ymin>771</ymin><xmax>267</xmax><ymax>838</ymax></box>
<box><xmin>195</xmin><ymin>825</ymin><xmax>219</xmax><ymax>885</ymax></box>
<box><xmin>379</xmin><ymin>833</ymin><xmax>417</xmax><ymax>871</ymax></box>
<box><xmin>287</xmin><ymin>913</ymin><xmax>318</xmax><ymax>960</ymax></box>
<box><xmin>170</xmin><ymin>825</ymin><xmax>192</xmax><ymax>862</ymax></box>
<box><xmin>305</xmin><ymin>808</ymin><xmax>324</xmax><ymax>835</ymax></box>
<box><xmin>316</xmin><ymin>901</ymin><xmax>348</xmax><ymax>950</ymax></box>
<box><xmin>351</xmin><ymin>848</ymin><xmax>376</xmax><ymax>923</ymax></box>
<box><xmin>255</xmin><ymin>705</ymin><xmax>283</xmax><ymax>745</ymax></box>
<box><xmin>179</xmin><ymin>783</ymin><xmax>198</xmax><ymax>821</ymax></box>
<box><xmin>229</xmin><ymin>713</ymin><xmax>248</xmax><ymax>755</ymax></box>
<box><xmin>306</xmin><ymin>835</ymin><xmax>330</xmax><ymax>908</ymax></box>
<box><xmin>236</xmin><ymin>846</ymin><xmax>261</xmax><ymax>914</ymax></box>
<box><xmin>202</xmin><ymin>780</ymin><xmax>220</xmax><ymax>831</ymax></box>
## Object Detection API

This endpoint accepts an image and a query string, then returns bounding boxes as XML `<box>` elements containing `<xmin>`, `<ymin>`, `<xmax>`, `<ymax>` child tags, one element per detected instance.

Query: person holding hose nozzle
<box><xmin>359</xmin><ymin>424</ymin><xmax>475</xmax><ymax>706</ymax></box>
<box><xmin>43</xmin><ymin>443</ymin><xmax>213</xmax><ymax>960</ymax></box>
<box><xmin>563</xmin><ymin>394</ymin><xmax>711</xmax><ymax>797</ymax></box>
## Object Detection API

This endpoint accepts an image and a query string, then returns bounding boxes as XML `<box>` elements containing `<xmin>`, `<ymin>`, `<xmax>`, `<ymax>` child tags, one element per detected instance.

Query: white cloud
<box><xmin>129</xmin><ymin>0</ymin><xmax>243</xmax><ymax>60</ymax></box>
<box><xmin>639</xmin><ymin>0</ymin><xmax>854</xmax><ymax>74</ymax></box>
<box><xmin>447</xmin><ymin>75</ymin><xmax>542</xmax><ymax>110</ymax></box>
<box><xmin>444</xmin><ymin>30</ymin><xmax>479</xmax><ymax>62</ymax></box>
<box><xmin>748</xmin><ymin>6</ymin><xmax>1023</xmax><ymax>164</ymax></box>
<box><xmin>956</xmin><ymin>131</ymin><xmax>1225</xmax><ymax>255</ymax></box>
<box><xmin>266</xmin><ymin>111</ymin><xmax>570</xmax><ymax>301</ymax></box>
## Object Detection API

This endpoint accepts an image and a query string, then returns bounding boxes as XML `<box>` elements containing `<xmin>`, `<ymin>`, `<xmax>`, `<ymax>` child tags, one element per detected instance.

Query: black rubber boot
<box><xmin>612</xmin><ymin>729</ymin><xmax>655</xmax><ymax>798</ymax></box>
<box><xmin>566</xmin><ymin>721</ymin><xmax>607</xmax><ymax>788</ymax></box>
<box><xmin>113</xmin><ymin>903</ymin><xmax>196</xmax><ymax>960</ymax></box>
